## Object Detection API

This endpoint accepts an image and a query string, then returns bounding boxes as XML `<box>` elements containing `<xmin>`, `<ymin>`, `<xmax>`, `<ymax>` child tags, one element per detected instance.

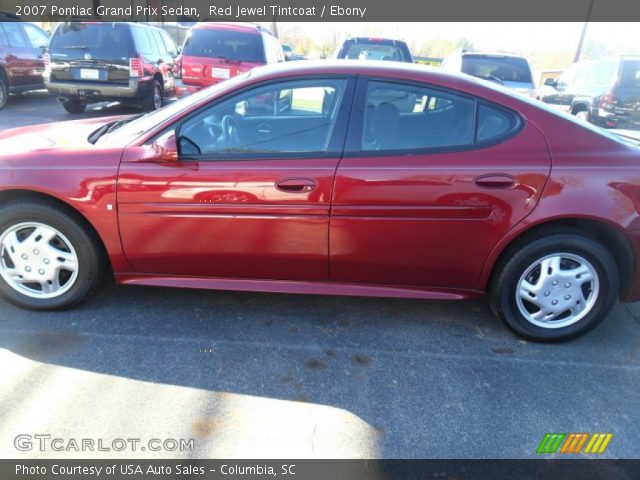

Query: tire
<box><xmin>62</xmin><ymin>98</ymin><xmax>87</xmax><ymax>114</ymax></box>
<box><xmin>0</xmin><ymin>200</ymin><xmax>105</xmax><ymax>310</ymax></box>
<box><xmin>575</xmin><ymin>110</ymin><xmax>589</xmax><ymax>122</ymax></box>
<box><xmin>0</xmin><ymin>75</ymin><xmax>8</xmax><ymax>110</ymax></box>
<box><xmin>142</xmin><ymin>80</ymin><xmax>163</xmax><ymax>111</ymax></box>
<box><xmin>489</xmin><ymin>232</ymin><xmax>618</xmax><ymax>342</ymax></box>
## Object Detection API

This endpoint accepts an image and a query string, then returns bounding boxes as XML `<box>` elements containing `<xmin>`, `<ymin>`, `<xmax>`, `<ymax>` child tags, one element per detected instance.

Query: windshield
<box><xmin>96</xmin><ymin>72</ymin><xmax>253</xmax><ymax>145</ymax></box>
<box><xmin>340</xmin><ymin>41</ymin><xmax>410</xmax><ymax>61</ymax></box>
<box><xmin>462</xmin><ymin>55</ymin><xmax>533</xmax><ymax>83</ymax></box>
<box><xmin>182</xmin><ymin>28</ymin><xmax>265</xmax><ymax>63</ymax></box>
<box><xmin>619</xmin><ymin>60</ymin><xmax>640</xmax><ymax>89</ymax></box>
<box><xmin>50</xmin><ymin>23</ymin><xmax>132</xmax><ymax>60</ymax></box>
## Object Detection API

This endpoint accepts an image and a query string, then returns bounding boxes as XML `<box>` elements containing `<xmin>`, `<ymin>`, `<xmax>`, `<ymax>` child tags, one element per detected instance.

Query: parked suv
<box><xmin>173</xmin><ymin>23</ymin><xmax>284</xmax><ymax>97</ymax></box>
<box><xmin>335</xmin><ymin>37</ymin><xmax>413</xmax><ymax>63</ymax></box>
<box><xmin>0</xmin><ymin>19</ymin><xmax>50</xmax><ymax>110</ymax></box>
<box><xmin>540</xmin><ymin>56</ymin><xmax>640</xmax><ymax>130</ymax></box>
<box><xmin>45</xmin><ymin>22</ymin><xmax>178</xmax><ymax>113</ymax></box>
<box><xmin>442</xmin><ymin>50</ymin><xmax>536</xmax><ymax>97</ymax></box>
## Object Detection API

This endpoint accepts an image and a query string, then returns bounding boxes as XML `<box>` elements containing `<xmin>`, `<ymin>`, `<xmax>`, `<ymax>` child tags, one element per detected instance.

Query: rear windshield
<box><xmin>339</xmin><ymin>41</ymin><xmax>410</xmax><ymax>62</ymax></box>
<box><xmin>50</xmin><ymin>23</ymin><xmax>132</xmax><ymax>60</ymax></box>
<box><xmin>619</xmin><ymin>60</ymin><xmax>640</xmax><ymax>89</ymax></box>
<box><xmin>182</xmin><ymin>28</ymin><xmax>265</xmax><ymax>63</ymax></box>
<box><xmin>462</xmin><ymin>55</ymin><xmax>533</xmax><ymax>83</ymax></box>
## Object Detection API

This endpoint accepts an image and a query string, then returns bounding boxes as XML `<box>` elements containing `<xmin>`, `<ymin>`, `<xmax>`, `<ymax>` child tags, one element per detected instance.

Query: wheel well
<box><xmin>571</xmin><ymin>103</ymin><xmax>588</xmax><ymax>114</ymax></box>
<box><xmin>0</xmin><ymin>66</ymin><xmax>8</xmax><ymax>86</ymax></box>
<box><xmin>0</xmin><ymin>189</ymin><xmax>111</xmax><ymax>275</ymax></box>
<box><xmin>490</xmin><ymin>218</ymin><xmax>634</xmax><ymax>298</ymax></box>
<box><xmin>153</xmin><ymin>73</ymin><xmax>164</xmax><ymax>88</ymax></box>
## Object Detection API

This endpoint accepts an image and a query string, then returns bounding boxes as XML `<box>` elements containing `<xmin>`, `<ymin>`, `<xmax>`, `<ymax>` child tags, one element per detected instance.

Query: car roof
<box><xmin>461</xmin><ymin>51</ymin><xmax>527</xmax><ymax>59</ymax></box>
<box><xmin>0</xmin><ymin>12</ymin><xmax>20</xmax><ymax>20</ymax></box>
<box><xmin>192</xmin><ymin>22</ymin><xmax>263</xmax><ymax>34</ymax></box>
<box><xmin>248</xmin><ymin>59</ymin><xmax>480</xmax><ymax>86</ymax></box>
<box><xmin>71</xmin><ymin>21</ymin><xmax>147</xmax><ymax>28</ymax></box>
<box><xmin>345</xmin><ymin>37</ymin><xmax>407</xmax><ymax>44</ymax></box>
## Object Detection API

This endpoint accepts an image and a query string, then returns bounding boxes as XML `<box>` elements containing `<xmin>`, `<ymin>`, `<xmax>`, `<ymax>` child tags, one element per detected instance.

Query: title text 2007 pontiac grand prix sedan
<box><xmin>1</xmin><ymin>61</ymin><xmax>640</xmax><ymax>341</ymax></box>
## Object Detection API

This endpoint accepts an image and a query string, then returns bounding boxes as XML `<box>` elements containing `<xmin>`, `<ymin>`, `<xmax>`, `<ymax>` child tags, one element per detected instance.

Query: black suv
<box><xmin>540</xmin><ymin>56</ymin><xmax>640</xmax><ymax>130</ymax></box>
<box><xmin>0</xmin><ymin>17</ymin><xmax>50</xmax><ymax>110</ymax></box>
<box><xmin>335</xmin><ymin>37</ymin><xmax>413</xmax><ymax>63</ymax></box>
<box><xmin>45</xmin><ymin>22</ymin><xmax>178</xmax><ymax>113</ymax></box>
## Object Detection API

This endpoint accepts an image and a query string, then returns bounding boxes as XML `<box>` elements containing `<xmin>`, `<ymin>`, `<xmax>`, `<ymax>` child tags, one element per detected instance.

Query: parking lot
<box><xmin>1</xmin><ymin>92</ymin><xmax>640</xmax><ymax>459</ymax></box>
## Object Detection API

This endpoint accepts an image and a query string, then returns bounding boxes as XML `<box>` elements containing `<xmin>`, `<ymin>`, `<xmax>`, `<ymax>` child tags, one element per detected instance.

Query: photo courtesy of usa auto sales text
<box><xmin>16</xmin><ymin>463</ymin><xmax>295</xmax><ymax>476</ymax></box>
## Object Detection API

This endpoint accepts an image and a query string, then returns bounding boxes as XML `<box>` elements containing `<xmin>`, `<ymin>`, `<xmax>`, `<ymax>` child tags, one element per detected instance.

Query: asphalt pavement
<box><xmin>0</xmin><ymin>91</ymin><xmax>639</xmax><ymax>459</ymax></box>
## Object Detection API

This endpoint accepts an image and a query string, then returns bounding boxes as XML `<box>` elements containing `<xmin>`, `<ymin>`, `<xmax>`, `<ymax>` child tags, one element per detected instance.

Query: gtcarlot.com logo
<box><xmin>14</xmin><ymin>434</ymin><xmax>195</xmax><ymax>452</ymax></box>
<box><xmin>537</xmin><ymin>432</ymin><xmax>613</xmax><ymax>455</ymax></box>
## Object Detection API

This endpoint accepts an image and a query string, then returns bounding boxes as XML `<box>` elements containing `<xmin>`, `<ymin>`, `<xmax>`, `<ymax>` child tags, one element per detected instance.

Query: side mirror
<box><xmin>152</xmin><ymin>131</ymin><xmax>179</xmax><ymax>164</ymax></box>
<box><xmin>544</xmin><ymin>78</ymin><xmax>557</xmax><ymax>87</ymax></box>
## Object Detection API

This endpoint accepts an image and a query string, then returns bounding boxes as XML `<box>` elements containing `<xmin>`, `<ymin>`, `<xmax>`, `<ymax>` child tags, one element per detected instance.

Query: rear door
<box><xmin>20</xmin><ymin>23</ymin><xmax>48</xmax><ymax>86</ymax></box>
<box><xmin>118</xmin><ymin>77</ymin><xmax>354</xmax><ymax>280</ymax></box>
<box><xmin>330</xmin><ymin>78</ymin><xmax>551</xmax><ymax>291</ymax></box>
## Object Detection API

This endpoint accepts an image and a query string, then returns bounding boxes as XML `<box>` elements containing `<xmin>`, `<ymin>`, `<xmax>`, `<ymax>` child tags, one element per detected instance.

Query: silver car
<box><xmin>442</xmin><ymin>50</ymin><xmax>536</xmax><ymax>97</ymax></box>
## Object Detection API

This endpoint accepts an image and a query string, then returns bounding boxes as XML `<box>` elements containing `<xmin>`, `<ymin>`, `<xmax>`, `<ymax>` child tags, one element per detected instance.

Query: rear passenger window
<box><xmin>131</xmin><ymin>27</ymin><xmax>153</xmax><ymax>56</ymax></box>
<box><xmin>476</xmin><ymin>104</ymin><xmax>519</xmax><ymax>143</ymax></box>
<box><xmin>1</xmin><ymin>23</ymin><xmax>28</xmax><ymax>48</ymax></box>
<box><xmin>160</xmin><ymin>31</ymin><xmax>178</xmax><ymax>57</ymax></box>
<box><xmin>151</xmin><ymin>30</ymin><xmax>166</xmax><ymax>56</ymax></box>
<box><xmin>362</xmin><ymin>81</ymin><xmax>475</xmax><ymax>151</ymax></box>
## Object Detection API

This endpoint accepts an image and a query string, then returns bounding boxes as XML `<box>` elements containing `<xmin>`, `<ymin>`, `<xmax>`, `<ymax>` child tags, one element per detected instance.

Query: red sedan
<box><xmin>1</xmin><ymin>61</ymin><xmax>639</xmax><ymax>341</ymax></box>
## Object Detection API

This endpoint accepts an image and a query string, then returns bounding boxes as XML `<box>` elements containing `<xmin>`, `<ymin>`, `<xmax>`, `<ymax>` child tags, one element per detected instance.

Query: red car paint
<box><xmin>1</xmin><ymin>61</ymin><xmax>640</xmax><ymax>302</ymax></box>
<box><xmin>174</xmin><ymin>23</ymin><xmax>284</xmax><ymax>97</ymax></box>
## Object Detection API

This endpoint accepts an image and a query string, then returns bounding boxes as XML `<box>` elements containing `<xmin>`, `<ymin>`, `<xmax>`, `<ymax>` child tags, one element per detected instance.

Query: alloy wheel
<box><xmin>515</xmin><ymin>253</ymin><xmax>599</xmax><ymax>329</ymax></box>
<box><xmin>0</xmin><ymin>222</ymin><xmax>79</xmax><ymax>299</ymax></box>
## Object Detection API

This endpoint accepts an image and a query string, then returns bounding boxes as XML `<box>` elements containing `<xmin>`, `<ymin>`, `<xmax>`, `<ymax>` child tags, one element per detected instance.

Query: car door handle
<box><xmin>275</xmin><ymin>178</ymin><xmax>317</xmax><ymax>193</ymax></box>
<box><xmin>257</xmin><ymin>124</ymin><xmax>272</xmax><ymax>135</ymax></box>
<box><xmin>474</xmin><ymin>174</ymin><xmax>516</xmax><ymax>189</ymax></box>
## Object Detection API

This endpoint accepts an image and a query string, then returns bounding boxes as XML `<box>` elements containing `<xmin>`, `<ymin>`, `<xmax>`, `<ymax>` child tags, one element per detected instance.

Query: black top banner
<box><xmin>0</xmin><ymin>0</ymin><xmax>640</xmax><ymax>22</ymax></box>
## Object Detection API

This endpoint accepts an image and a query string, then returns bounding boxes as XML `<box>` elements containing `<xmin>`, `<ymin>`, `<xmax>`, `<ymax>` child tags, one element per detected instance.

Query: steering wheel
<box><xmin>221</xmin><ymin>115</ymin><xmax>243</xmax><ymax>149</ymax></box>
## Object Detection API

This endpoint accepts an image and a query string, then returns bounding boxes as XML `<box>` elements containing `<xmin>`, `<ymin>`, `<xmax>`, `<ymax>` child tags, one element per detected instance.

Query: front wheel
<box><xmin>489</xmin><ymin>233</ymin><xmax>618</xmax><ymax>342</ymax></box>
<box><xmin>0</xmin><ymin>201</ymin><xmax>105</xmax><ymax>310</ymax></box>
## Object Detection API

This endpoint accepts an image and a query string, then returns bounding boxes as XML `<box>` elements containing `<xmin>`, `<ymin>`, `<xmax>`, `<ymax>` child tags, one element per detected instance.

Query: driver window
<box><xmin>178</xmin><ymin>79</ymin><xmax>347</xmax><ymax>157</ymax></box>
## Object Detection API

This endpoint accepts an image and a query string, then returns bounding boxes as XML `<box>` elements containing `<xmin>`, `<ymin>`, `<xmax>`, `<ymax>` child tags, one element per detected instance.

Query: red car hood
<box><xmin>0</xmin><ymin>116</ymin><xmax>128</xmax><ymax>156</ymax></box>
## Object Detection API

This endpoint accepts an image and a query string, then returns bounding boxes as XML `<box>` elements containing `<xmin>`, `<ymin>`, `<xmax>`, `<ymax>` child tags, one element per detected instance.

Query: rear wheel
<box><xmin>62</xmin><ymin>98</ymin><xmax>87</xmax><ymax>114</ymax></box>
<box><xmin>489</xmin><ymin>233</ymin><xmax>618</xmax><ymax>342</ymax></box>
<box><xmin>0</xmin><ymin>75</ymin><xmax>8</xmax><ymax>110</ymax></box>
<box><xmin>0</xmin><ymin>201</ymin><xmax>105</xmax><ymax>310</ymax></box>
<box><xmin>142</xmin><ymin>80</ymin><xmax>163</xmax><ymax>111</ymax></box>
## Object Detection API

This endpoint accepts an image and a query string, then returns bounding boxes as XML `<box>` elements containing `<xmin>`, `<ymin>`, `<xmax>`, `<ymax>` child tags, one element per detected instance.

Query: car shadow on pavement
<box><xmin>1</xmin><ymin>283</ymin><xmax>639</xmax><ymax>458</ymax></box>
<box><xmin>0</xmin><ymin>90</ymin><xmax>144</xmax><ymax>131</ymax></box>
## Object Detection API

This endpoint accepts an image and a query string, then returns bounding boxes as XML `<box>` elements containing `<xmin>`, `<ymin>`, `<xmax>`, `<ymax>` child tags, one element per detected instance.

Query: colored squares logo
<box><xmin>537</xmin><ymin>433</ymin><xmax>612</xmax><ymax>454</ymax></box>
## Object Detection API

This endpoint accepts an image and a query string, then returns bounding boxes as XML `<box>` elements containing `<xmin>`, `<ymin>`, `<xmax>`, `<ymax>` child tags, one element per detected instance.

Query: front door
<box><xmin>330</xmin><ymin>78</ymin><xmax>551</xmax><ymax>291</ymax></box>
<box><xmin>118</xmin><ymin>77</ymin><xmax>353</xmax><ymax>281</ymax></box>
